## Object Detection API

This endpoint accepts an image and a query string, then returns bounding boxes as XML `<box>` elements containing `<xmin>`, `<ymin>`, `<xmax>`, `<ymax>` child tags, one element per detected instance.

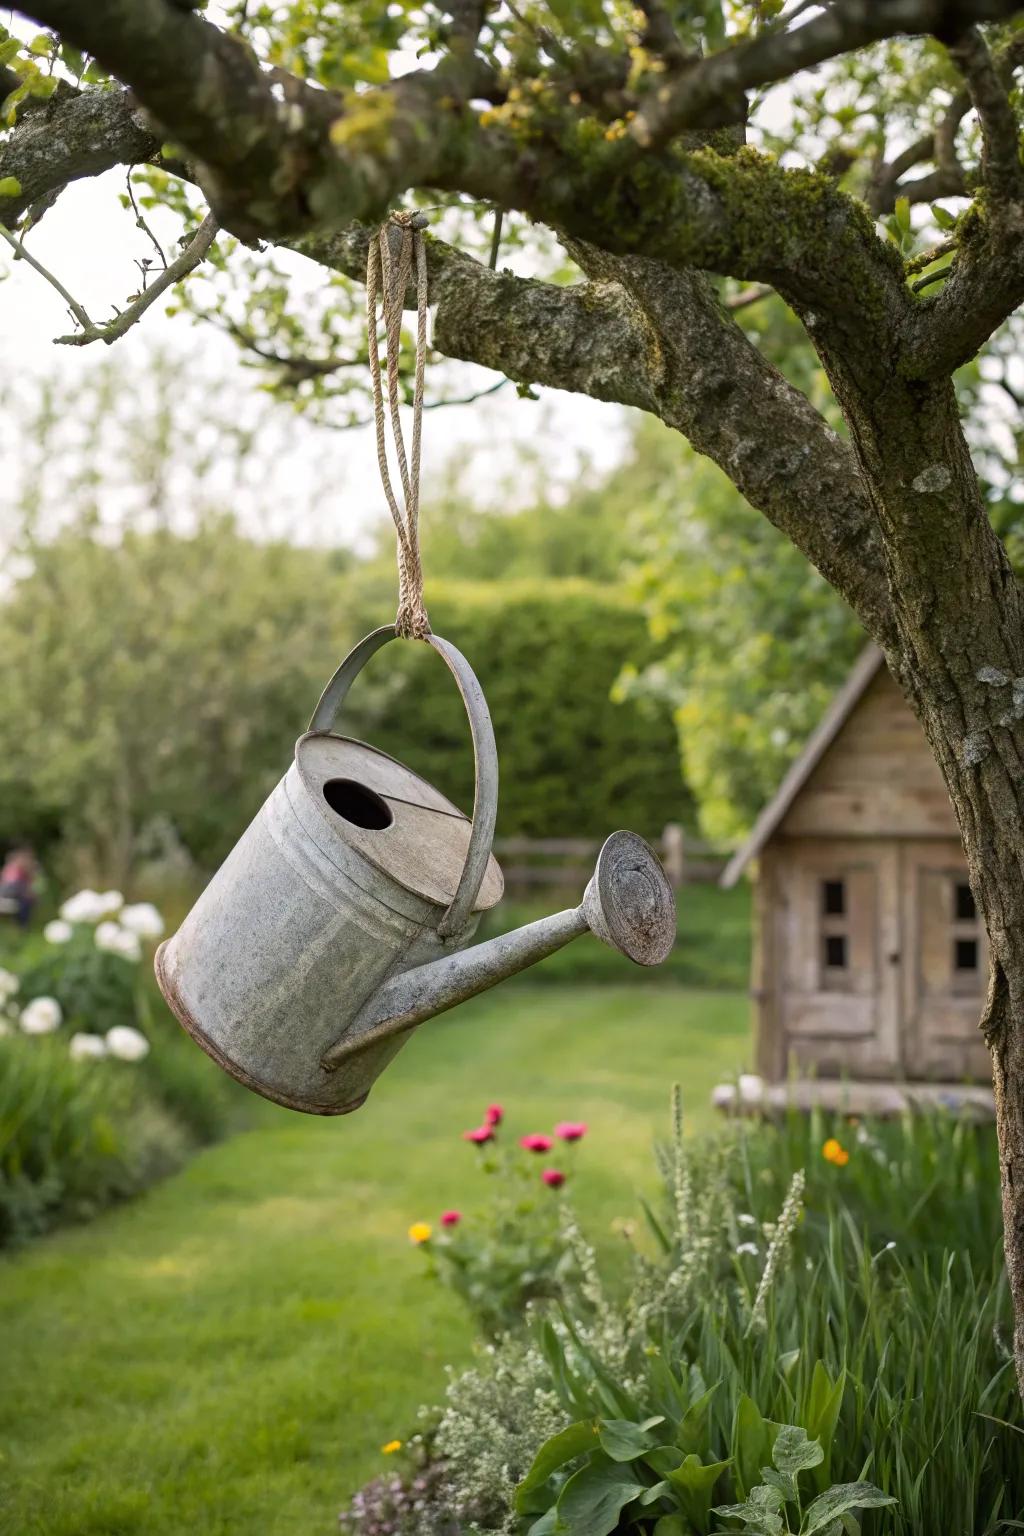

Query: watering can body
<box><xmin>156</xmin><ymin>626</ymin><xmax>676</xmax><ymax>1115</ymax></box>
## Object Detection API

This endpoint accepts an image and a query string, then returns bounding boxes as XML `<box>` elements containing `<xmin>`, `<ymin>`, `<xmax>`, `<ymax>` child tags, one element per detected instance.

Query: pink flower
<box><xmin>463</xmin><ymin>1125</ymin><xmax>495</xmax><ymax>1144</ymax></box>
<box><xmin>520</xmin><ymin>1133</ymin><xmax>553</xmax><ymax>1153</ymax></box>
<box><xmin>485</xmin><ymin>1104</ymin><xmax>504</xmax><ymax>1126</ymax></box>
<box><xmin>554</xmin><ymin>1121</ymin><xmax>588</xmax><ymax>1142</ymax></box>
<box><xmin>542</xmin><ymin>1168</ymin><xmax>566</xmax><ymax>1188</ymax></box>
<box><xmin>440</xmin><ymin>1210</ymin><xmax>462</xmax><ymax>1227</ymax></box>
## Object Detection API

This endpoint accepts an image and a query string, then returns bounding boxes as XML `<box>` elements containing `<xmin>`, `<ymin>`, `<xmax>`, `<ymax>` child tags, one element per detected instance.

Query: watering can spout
<box><xmin>320</xmin><ymin>830</ymin><xmax>676</xmax><ymax>1072</ymax></box>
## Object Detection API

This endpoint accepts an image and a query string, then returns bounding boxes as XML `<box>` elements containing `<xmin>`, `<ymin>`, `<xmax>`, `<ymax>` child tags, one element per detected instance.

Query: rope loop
<box><xmin>367</xmin><ymin>211</ymin><xmax>431</xmax><ymax>640</ymax></box>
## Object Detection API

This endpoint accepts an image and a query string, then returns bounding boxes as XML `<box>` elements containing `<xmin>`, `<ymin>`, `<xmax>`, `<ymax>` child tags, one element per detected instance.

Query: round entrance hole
<box><xmin>323</xmin><ymin>778</ymin><xmax>393</xmax><ymax>831</ymax></box>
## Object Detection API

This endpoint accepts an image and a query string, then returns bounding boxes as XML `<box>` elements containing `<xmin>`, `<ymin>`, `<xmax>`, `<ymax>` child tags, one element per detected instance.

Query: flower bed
<box><xmin>341</xmin><ymin>1097</ymin><xmax>1022</xmax><ymax>1536</ymax></box>
<box><xmin>0</xmin><ymin>889</ymin><xmax>238</xmax><ymax>1245</ymax></box>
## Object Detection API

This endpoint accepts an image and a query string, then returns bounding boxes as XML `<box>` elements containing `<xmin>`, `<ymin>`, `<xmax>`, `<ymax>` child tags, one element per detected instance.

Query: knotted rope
<box><xmin>366</xmin><ymin>211</ymin><xmax>431</xmax><ymax>640</ymax></box>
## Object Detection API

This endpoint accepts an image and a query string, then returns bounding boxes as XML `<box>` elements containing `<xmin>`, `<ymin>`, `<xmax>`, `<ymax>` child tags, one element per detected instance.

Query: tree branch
<box><xmin>0</xmin><ymin>217</ymin><xmax>93</xmax><ymax>329</ymax></box>
<box><xmin>629</xmin><ymin>0</ymin><xmax>1024</xmax><ymax>150</ymax></box>
<box><xmin>54</xmin><ymin>212</ymin><xmax>218</xmax><ymax>346</ymax></box>
<box><xmin>301</xmin><ymin>226</ymin><xmax>894</xmax><ymax>645</ymax></box>
<box><xmin>948</xmin><ymin>25</ymin><xmax>1024</xmax><ymax>202</ymax></box>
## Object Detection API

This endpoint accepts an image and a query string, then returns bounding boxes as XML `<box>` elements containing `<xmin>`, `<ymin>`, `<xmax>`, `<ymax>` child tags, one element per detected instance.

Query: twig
<box><xmin>0</xmin><ymin>219</ymin><xmax>94</xmax><ymax>331</ymax></box>
<box><xmin>488</xmin><ymin>206</ymin><xmax>503</xmax><ymax>270</ymax></box>
<box><xmin>905</xmin><ymin>237</ymin><xmax>956</xmax><ymax>276</ymax></box>
<box><xmin>325</xmin><ymin>375</ymin><xmax>509</xmax><ymax>432</ymax></box>
<box><xmin>727</xmin><ymin>283</ymin><xmax>773</xmax><ymax>311</ymax></box>
<box><xmin>125</xmin><ymin>166</ymin><xmax>167</xmax><ymax>271</ymax></box>
<box><xmin>912</xmin><ymin>262</ymin><xmax>955</xmax><ymax>293</ymax></box>
<box><xmin>949</xmin><ymin>27</ymin><xmax>1024</xmax><ymax>203</ymax></box>
<box><xmin>55</xmin><ymin>213</ymin><xmax>218</xmax><ymax>346</ymax></box>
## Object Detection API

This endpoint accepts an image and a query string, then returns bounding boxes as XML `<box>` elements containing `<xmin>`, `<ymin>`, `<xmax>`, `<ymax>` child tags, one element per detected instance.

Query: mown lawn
<box><xmin>0</xmin><ymin>983</ymin><xmax>750</xmax><ymax>1536</ymax></box>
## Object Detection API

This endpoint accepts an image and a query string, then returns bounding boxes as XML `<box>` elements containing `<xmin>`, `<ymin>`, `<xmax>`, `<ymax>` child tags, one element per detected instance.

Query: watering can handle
<box><xmin>308</xmin><ymin>625</ymin><xmax>498</xmax><ymax>939</ymax></box>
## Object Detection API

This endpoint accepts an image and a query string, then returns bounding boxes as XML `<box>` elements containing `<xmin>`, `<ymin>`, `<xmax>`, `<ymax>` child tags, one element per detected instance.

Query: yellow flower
<box><xmin>381</xmin><ymin>1439</ymin><xmax>402</xmax><ymax>1455</ymax></box>
<box><xmin>408</xmin><ymin>1221</ymin><xmax>432</xmax><ymax>1244</ymax></box>
<box><xmin>822</xmin><ymin>1138</ymin><xmax>850</xmax><ymax>1167</ymax></box>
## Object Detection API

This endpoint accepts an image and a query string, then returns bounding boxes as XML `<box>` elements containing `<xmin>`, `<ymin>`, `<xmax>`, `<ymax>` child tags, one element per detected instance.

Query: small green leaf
<box><xmin>773</xmin><ymin>1424</ymin><xmax>824</xmax><ymax>1477</ymax></box>
<box><xmin>667</xmin><ymin>1453</ymin><xmax>731</xmax><ymax>1531</ymax></box>
<box><xmin>715</xmin><ymin>1483</ymin><xmax>786</xmax><ymax>1536</ymax></box>
<box><xmin>678</xmin><ymin>1383</ymin><xmax>719</xmax><ymax>1455</ymax></box>
<box><xmin>931</xmin><ymin>203</ymin><xmax>956</xmax><ymax>231</ymax></box>
<box><xmin>27</xmin><ymin>32</ymin><xmax>53</xmax><ymax>56</ymax></box>
<box><xmin>0</xmin><ymin>175</ymin><xmax>22</xmax><ymax>198</ymax></box>
<box><xmin>801</xmin><ymin>1482</ymin><xmax>897</xmax><ymax>1534</ymax></box>
<box><xmin>0</xmin><ymin>38</ymin><xmax>20</xmax><ymax>66</ymax></box>
<box><xmin>599</xmin><ymin>1416</ymin><xmax>665</xmax><ymax>1461</ymax></box>
<box><xmin>652</xmin><ymin>1518</ymin><xmax>687</xmax><ymax>1536</ymax></box>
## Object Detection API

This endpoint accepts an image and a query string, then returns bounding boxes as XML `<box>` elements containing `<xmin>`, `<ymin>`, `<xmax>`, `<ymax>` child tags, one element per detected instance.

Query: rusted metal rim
<box><xmin>154</xmin><ymin>942</ymin><xmax>367</xmax><ymax>1118</ymax></box>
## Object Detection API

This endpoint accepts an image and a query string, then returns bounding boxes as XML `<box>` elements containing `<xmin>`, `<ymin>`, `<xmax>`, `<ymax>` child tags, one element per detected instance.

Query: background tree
<box><xmin>6</xmin><ymin>0</ymin><xmax>1024</xmax><ymax>1388</ymax></box>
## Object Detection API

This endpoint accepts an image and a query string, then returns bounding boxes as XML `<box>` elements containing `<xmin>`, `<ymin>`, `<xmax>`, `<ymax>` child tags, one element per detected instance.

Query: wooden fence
<box><xmin>491</xmin><ymin>823</ymin><xmax>727</xmax><ymax>894</ymax></box>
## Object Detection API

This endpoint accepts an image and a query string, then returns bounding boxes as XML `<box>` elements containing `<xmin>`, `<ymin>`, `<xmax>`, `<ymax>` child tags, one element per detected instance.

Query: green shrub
<box><xmin>352</xmin><ymin>1098</ymin><xmax>1022</xmax><ymax>1536</ymax></box>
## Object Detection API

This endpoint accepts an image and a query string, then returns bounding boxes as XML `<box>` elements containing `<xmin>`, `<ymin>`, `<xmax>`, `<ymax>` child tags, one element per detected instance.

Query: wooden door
<box><xmin>776</xmin><ymin>840</ymin><xmax>901</xmax><ymax>1078</ymax></box>
<box><xmin>900</xmin><ymin>841</ymin><xmax>991</xmax><ymax>1082</ymax></box>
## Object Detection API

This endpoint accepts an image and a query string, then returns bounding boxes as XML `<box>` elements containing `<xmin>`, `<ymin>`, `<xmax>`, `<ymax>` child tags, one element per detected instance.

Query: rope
<box><xmin>367</xmin><ymin>211</ymin><xmax>431</xmax><ymax>640</ymax></box>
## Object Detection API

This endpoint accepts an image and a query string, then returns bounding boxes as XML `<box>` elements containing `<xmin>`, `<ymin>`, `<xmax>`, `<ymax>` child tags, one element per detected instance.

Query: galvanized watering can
<box><xmin>155</xmin><ymin>625</ymin><xmax>676</xmax><ymax>1115</ymax></box>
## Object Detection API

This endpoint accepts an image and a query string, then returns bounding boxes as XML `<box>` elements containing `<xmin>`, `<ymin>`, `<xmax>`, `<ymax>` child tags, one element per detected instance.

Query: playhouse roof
<box><xmin>720</xmin><ymin>644</ymin><xmax>885</xmax><ymax>889</ymax></box>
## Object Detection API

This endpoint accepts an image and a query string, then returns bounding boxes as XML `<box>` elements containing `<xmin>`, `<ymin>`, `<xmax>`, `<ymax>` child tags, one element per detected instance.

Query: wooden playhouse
<box><xmin>721</xmin><ymin>646</ymin><xmax>993</xmax><ymax>1110</ymax></box>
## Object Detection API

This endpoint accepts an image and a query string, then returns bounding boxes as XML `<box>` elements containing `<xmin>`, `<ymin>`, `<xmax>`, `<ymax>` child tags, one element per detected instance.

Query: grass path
<box><xmin>0</xmin><ymin>985</ymin><xmax>748</xmax><ymax>1536</ymax></box>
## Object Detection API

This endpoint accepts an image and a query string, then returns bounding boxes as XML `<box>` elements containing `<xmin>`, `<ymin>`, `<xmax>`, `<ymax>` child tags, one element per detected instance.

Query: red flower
<box><xmin>542</xmin><ymin>1168</ymin><xmax>566</xmax><ymax>1188</ymax></box>
<box><xmin>485</xmin><ymin>1104</ymin><xmax>504</xmax><ymax>1126</ymax></box>
<box><xmin>440</xmin><ymin>1210</ymin><xmax>462</xmax><ymax>1227</ymax></box>
<box><xmin>463</xmin><ymin>1125</ymin><xmax>494</xmax><ymax>1144</ymax></box>
<box><xmin>520</xmin><ymin>1133</ymin><xmax>553</xmax><ymax>1153</ymax></box>
<box><xmin>554</xmin><ymin>1121</ymin><xmax>588</xmax><ymax>1142</ymax></box>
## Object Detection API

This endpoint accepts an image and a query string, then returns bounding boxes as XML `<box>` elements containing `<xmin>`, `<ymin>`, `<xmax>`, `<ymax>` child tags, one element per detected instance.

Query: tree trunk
<box><xmin>829</xmin><ymin>366</ymin><xmax>1024</xmax><ymax>1393</ymax></box>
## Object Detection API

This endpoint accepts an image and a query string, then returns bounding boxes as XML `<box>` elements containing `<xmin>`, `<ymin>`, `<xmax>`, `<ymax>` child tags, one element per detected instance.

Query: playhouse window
<box><xmin>822</xmin><ymin>879</ymin><xmax>846</xmax><ymax>916</ymax></box>
<box><xmin>955</xmin><ymin>937</ymin><xmax>979</xmax><ymax>972</ymax></box>
<box><xmin>824</xmin><ymin>933</ymin><xmax>848</xmax><ymax>970</ymax></box>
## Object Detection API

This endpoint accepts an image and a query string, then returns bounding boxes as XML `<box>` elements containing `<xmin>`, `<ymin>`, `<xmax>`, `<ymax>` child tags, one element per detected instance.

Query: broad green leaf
<box><xmin>516</xmin><ymin>1420</ymin><xmax>599</xmax><ymax>1513</ymax></box>
<box><xmin>528</xmin><ymin>1510</ymin><xmax>558</xmax><ymax>1536</ymax></box>
<box><xmin>652</xmin><ymin>1518</ymin><xmax>687</xmax><ymax>1536</ymax></box>
<box><xmin>678</xmin><ymin>1384</ymin><xmax>719</xmax><ymax>1455</ymax></box>
<box><xmin>667</xmin><ymin>1453</ymin><xmax>731</xmax><ymax>1532</ymax></box>
<box><xmin>805</xmin><ymin>1362</ymin><xmax>845</xmax><ymax>1488</ymax></box>
<box><xmin>773</xmin><ymin>1424</ymin><xmax>824</xmax><ymax>1477</ymax></box>
<box><xmin>0</xmin><ymin>176</ymin><xmax>22</xmax><ymax>198</ymax></box>
<box><xmin>801</xmin><ymin>1482</ymin><xmax>897</xmax><ymax>1534</ymax></box>
<box><xmin>733</xmin><ymin>1396</ymin><xmax>779</xmax><ymax>1500</ymax></box>
<box><xmin>639</xmin><ymin>1479</ymin><xmax>671</xmax><ymax>1505</ymax></box>
<box><xmin>931</xmin><ymin>203</ymin><xmax>956</xmax><ymax>231</ymax></box>
<box><xmin>554</xmin><ymin>1452</ymin><xmax>646</xmax><ymax>1536</ymax></box>
<box><xmin>599</xmin><ymin>1416</ymin><xmax>665</xmax><ymax>1461</ymax></box>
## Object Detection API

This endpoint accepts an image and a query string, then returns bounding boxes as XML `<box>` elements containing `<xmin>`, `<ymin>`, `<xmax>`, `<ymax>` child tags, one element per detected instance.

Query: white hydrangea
<box><xmin>70</xmin><ymin>1032</ymin><xmax>108</xmax><ymax>1061</ymax></box>
<box><xmin>95</xmin><ymin>922</ymin><xmax>143</xmax><ymax>963</ymax></box>
<box><xmin>59</xmin><ymin>888</ymin><xmax>123</xmax><ymax>923</ymax></box>
<box><xmin>119</xmin><ymin>902</ymin><xmax>164</xmax><ymax>939</ymax></box>
<box><xmin>43</xmin><ymin>919</ymin><xmax>74</xmax><ymax>944</ymax></box>
<box><xmin>0</xmin><ymin>968</ymin><xmax>19</xmax><ymax>1003</ymax></box>
<box><xmin>738</xmin><ymin>1072</ymin><xmax>765</xmax><ymax>1104</ymax></box>
<box><xmin>19</xmin><ymin>996</ymin><xmax>63</xmax><ymax>1035</ymax></box>
<box><xmin>105</xmin><ymin>1025</ymin><xmax>150</xmax><ymax>1061</ymax></box>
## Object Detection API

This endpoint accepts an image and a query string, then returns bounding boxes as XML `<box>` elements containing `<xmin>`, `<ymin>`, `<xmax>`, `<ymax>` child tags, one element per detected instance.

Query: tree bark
<box><xmin>818</xmin><ymin>354</ymin><xmax>1024</xmax><ymax>1390</ymax></box>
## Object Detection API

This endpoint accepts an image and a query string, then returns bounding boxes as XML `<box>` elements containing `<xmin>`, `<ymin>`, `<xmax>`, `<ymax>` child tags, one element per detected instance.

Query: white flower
<box><xmin>59</xmin><ymin>888</ymin><xmax>124</xmax><ymax>923</ymax></box>
<box><xmin>711</xmin><ymin>1082</ymin><xmax>737</xmax><ymax>1108</ymax></box>
<box><xmin>105</xmin><ymin>1025</ymin><xmax>150</xmax><ymax>1061</ymax></box>
<box><xmin>43</xmin><ymin>919</ymin><xmax>74</xmax><ymax>944</ymax></box>
<box><xmin>69</xmin><ymin>1032</ymin><xmax>107</xmax><ymax>1061</ymax></box>
<box><xmin>59</xmin><ymin>889</ymin><xmax>105</xmax><ymax>923</ymax></box>
<box><xmin>0</xmin><ymin>967</ymin><xmax>19</xmax><ymax>1003</ymax></box>
<box><xmin>736</xmin><ymin>1242</ymin><xmax>760</xmax><ymax>1257</ymax></box>
<box><xmin>737</xmin><ymin>1213</ymin><xmax>758</xmax><ymax>1228</ymax></box>
<box><xmin>738</xmin><ymin>1073</ymin><xmax>765</xmax><ymax>1103</ymax></box>
<box><xmin>95</xmin><ymin>922</ymin><xmax>142</xmax><ymax>963</ymax></box>
<box><xmin>19</xmin><ymin>996</ymin><xmax>63</xmax><ymax>1035</ymax></box>
<box><xmin>119</xmin><ymin>902</ymin><xmax>164</xmax><ymax>939</ymax></box>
